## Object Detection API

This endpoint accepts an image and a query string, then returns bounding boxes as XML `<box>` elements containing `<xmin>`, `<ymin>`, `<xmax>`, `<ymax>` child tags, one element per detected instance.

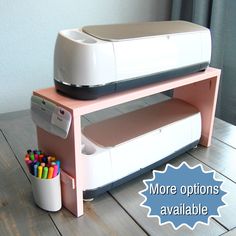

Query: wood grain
<box><xmin>213</xmin><ymin>118</ymin><xmax>236</xmax><ymax>149</ymax></box>
<box><xmin>221</xmin><ymin>228</ymin><xmax>236</xmax><ymax>236</ymax></box>
<box><xmin>51</xmin><ymin>193</ymin><xmax>146</xmax><ymax>236</ymax></box>
<box><xmin>0</xmin><ymin>112</ymin><xmax>146</xmax><ymax>235</ymax></box>
<box><xmin>0</xmin><ymin>131</ymin><xmax>60</xmax><ymax>236</ymax></box>
<box><xmin>84</xmin><ymin>107</ymin><xmax>122</xmax><ymax>123</ymax></box>
<box><xmin>189</xmin><ymin>138</ymin><xmax>236</xmax><ymax>182</ymax></box>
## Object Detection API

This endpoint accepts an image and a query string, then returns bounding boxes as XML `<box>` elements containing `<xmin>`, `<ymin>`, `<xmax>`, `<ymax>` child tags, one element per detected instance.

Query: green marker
<box><xmin>30</xmin><ymin>153</ymin><xmax>35</xmax><ymax>161</ymax></box>
<box><xmin>42</xmin><ymin>167</ymin><xmax>48</xmax><ymax>179</ymax></box>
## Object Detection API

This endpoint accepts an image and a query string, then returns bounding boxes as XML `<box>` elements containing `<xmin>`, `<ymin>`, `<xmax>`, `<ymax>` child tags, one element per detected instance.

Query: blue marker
<box><xmin>42</xmin><ymin>157</ymin><xmax>47</xmax><ymax>164</ymax></box>
<box><xmin>30</xmin><ymin>161</ymin><xmax>36</xmax><ymax>175</ymax></box>
<box><xmin>56</xmin><ymin>160</ymin><xmax>60</xmax><ymax>174</ymax></box>
<box><xmin>34</xmin><ymin>164</ymin><xmax>38</xmax><ymax>177</ymax></box>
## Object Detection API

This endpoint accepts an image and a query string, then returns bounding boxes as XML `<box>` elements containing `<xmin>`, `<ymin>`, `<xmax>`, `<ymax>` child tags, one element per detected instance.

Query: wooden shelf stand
<box><xmin>34</xmin><ymin>67</ymin><xmax>221</xmax><ymax>217</ymax></box>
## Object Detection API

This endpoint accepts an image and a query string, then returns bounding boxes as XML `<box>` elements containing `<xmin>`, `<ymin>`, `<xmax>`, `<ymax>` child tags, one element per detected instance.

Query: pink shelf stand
<box><xmin>34</xmin><ymin>67</ymin><xmax>221</xmax><ymax>217</ymax></box>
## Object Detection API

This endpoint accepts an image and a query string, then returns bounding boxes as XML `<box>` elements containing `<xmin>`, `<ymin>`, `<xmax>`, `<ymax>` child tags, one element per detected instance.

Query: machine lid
<box><xmin>82</xmin><ymin>20</ymin><xmax>207</xmax><ymax>42</ymax></box>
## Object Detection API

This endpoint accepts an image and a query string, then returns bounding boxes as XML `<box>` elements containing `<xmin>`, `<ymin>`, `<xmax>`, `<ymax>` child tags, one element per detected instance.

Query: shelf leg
<box><xmin>173</xmin><ymin>75</ymin><xmax>220</xmax><ymax>147</ymax></box>
<box><xmin>37</xmin><ymin>110</ymin><xmax>84</xmax><ymax>217</ymax></box>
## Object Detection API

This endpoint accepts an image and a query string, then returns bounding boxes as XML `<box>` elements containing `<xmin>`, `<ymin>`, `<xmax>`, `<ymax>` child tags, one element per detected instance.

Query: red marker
<box><xmin>38</xmin><ymin>154</ymin><xmax>44</xmax><ymax>162</ymax></box>
<box><xmin>26</xmin><ymin>160</ymin><xmax>32</xmax><ymax>173</ymax></box>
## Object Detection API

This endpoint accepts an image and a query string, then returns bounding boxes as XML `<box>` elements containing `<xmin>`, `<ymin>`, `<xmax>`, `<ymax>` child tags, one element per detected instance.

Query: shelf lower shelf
<box><xmin>81</xmin><ymin>99</ymin><xmax>201</xmax><ymax>198</ymax></box>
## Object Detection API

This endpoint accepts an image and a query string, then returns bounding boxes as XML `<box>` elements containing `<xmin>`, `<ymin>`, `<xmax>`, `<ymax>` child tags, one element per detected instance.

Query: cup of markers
<box><xmin>25</xmin><ymin>149</ymin><xmax>62</xmax><ymax>212</ymax></box>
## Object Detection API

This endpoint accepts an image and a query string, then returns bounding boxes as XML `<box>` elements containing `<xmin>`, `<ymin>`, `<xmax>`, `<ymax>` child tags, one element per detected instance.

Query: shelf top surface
<box><xmin>34</xmin><ymin>67</ymin><xmax>220</xmax><ymax>115</ymax></box>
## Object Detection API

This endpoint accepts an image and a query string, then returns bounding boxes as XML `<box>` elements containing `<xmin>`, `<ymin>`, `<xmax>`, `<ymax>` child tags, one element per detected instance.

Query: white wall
<box><xmin>0</xmin><ymin>0</ymin><xmax>171</xmax><ymax>114</ymax></box>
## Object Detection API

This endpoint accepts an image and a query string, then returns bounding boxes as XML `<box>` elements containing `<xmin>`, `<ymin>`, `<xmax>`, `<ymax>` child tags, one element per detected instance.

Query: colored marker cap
<box><xmin>42</xmin><ymin>167</ymin><xmax>48</xmax><ymax>179</ymax></box>
<box><xmin>48</xmin><ymin>167</ymin><xmax>54</xmax><ymax>179</ymax></box>
<box><xmin>34</xmin><ymin>164</ymin><xmax>38</xmax><ymax>177</ymax></box>
<box><xmin>55</xmin><ymin>160</ymin><xmax>61</xmax><ymax>174</ymax></box>
<box><xmin>38</xmin><ymin>166</ymin><xmax>43</xmax><ymax>178</ymax></box>
<box><xmin>41</xmin><ymin>163</ymin><xmax>45</xmax><ymax>167</ymax></box>
<box><xmin>30</xmin><ymin>154</ymin><xmax>35</xmax><ymax>161</ymax></box>
<box><xmin>52</xmin><ymin>165</ymin><xmax>58</xmax><ymax>178</ymax></box>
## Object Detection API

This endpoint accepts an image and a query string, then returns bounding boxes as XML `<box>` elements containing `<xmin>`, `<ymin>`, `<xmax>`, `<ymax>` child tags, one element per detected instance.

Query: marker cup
<box><xmin>29</xmin><ymin>173</ymin><xmax>62</xmax><ymax>212</ymax></box>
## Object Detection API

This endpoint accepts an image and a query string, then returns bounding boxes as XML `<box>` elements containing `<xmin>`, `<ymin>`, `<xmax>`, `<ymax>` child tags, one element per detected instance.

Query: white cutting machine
<box><xmin>54</xmin><ymin>20</ymin><xmax>211</xmax><ymax>99</ymax></box>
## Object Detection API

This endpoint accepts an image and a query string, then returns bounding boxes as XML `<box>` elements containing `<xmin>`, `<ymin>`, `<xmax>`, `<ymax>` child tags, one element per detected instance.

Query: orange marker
<box><xmin>48</xmin><ymin>167</ymin><xmax>54</xmax><ymax>179</ymax></box>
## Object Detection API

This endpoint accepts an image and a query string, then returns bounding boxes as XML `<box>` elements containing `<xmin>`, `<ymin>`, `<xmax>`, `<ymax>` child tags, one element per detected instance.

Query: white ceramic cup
<box><xmin>29</xmin><ymin>173</ymin><xmax>62</xmax><ymax>212</ymax></box>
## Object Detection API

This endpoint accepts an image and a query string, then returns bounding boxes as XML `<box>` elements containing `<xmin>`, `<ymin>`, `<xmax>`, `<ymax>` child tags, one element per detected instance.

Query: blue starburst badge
<box><xmin>139</xmin><ymin>162</ymin><xmax>227</xmax><ymax>230</ymax></box>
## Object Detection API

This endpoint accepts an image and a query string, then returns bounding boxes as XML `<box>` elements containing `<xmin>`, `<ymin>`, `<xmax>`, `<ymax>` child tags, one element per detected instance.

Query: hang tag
<box><xmin>51</xmin><ymin>107</ymin><xmax>72</xmax><ymax>137</ymax></box>
<box><xmin>31</xmin><ymin>95</ymin><xmax>72</xmax><ymax>139</ymax></box>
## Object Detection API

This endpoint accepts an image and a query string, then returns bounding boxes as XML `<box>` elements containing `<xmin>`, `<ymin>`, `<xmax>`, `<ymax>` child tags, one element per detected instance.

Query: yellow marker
<box><xmin>51</xmin><ymin>157</ymin><xmax>56</xmax><ymax>162</ymax></box>
<box><xmin>48</xmin><ymin>167</ymin><xmax>54</xmax><ymax>179</ymax></box>
<box><xmin>38</xmin><ymin>166</ymin><xmax>43</xmax><ymax>178</ymax></box>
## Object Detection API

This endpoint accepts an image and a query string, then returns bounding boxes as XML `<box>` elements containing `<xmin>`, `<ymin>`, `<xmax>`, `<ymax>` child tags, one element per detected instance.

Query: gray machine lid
<box><xmin>82</xmin><ymin>20</ymin><xmax>206</xmax><ymax>42</ymax></box>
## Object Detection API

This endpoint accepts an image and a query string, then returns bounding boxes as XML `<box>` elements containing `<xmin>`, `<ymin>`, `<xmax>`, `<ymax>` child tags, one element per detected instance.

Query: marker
<box><xmin>47</xmin><ymin>156</ymin><xmax>52</xmax><ymax>166</ymax></box>
<box><xmin>41</xmin><ymin>162</ymin><xmax>45</xmax><ymax>167</ymax></box>
<box><xmin>48</xmin><ymin>167</ymin><xmax>54</xmax><ymax>179</ymax></box>
<box><xmin>38</xmin><ymin>166</ymin><xmax>43</xmax><ymax>178</ymax></box>
<box><xmin>56</xmin><ymin>160</ymin><xmax>60</xmax><ymax>174</ymax></box>
<box><xmin>42</xmin><ymin>167</ymin><xmax>48</xmax><ymax>179</ymax></box>
<box><xmin>27</xmin><ymin>149</ymin><xmax>32</xmax><ymax>154</ymax></box>
<box><xmin>30</xmin><ymin>153</ymin><xmax>35</xmax><ymax>161</ymax></box>
<box><xmin>52</xmin><ymin>165</ymin><xmax>58</xmax><ymax>178</ymax></box>
<box><xmin>51</xmin><ymin>157</ymin><xmax>56</xmax><ymax>162</ymax></box>
<box><xmin>34</xmin><ymin>154</ymin><xmax>38</xmax><ymax>161</ymax></box>
<box><xmin>38</xmin><ymin>154</ymin><xmax>44</xmax><ymax>162</ymax></box>
<box><xmin>26</xmin><ymin>160</ymin><xmax>32</xmax><ymax>172</ymax></box>
<box><xmin>42</xmin><ymin>157</ymin><xmax>47</xmax><ymax>164</ymax></box>
<box><xmin>30</xmin><ymin>161</ymin><xmax>37</xmax><ymax>175</ymax></box>
<box><xmin>34</xmin><ymin>164</ymin><xmax>38</xmax><ymax>177</ymax></box>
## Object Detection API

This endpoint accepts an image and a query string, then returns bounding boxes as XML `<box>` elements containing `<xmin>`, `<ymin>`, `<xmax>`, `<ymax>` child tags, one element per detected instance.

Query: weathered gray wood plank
<box><xmin>188</xmin><ymin>141</ymin><xmax>236</xmax><ymax>230</ymax></box>
<box><xmin>0</xmin><ymin>131</ymin><xmax>60</xmax><ymax>236</ymax></box>
<box><xmin>51</xmin><ymin>194</ymin><xmax>147</xmax><ymax>236</ymax></box>
<box><xmin>83</xmin><ymin>93</ymin><xmax>169</xmax><ymax>125</ymax></box>
<box><xmin>189</xmin><ymin>139</ymin><xmax>236</xmax><ymax>182</ymax></box>
<box><xmin>110</xmin><ymin>153</ymin><xmax>227</xmax><ymax>235</ymax></box>
<box><xmin>143</xmin><ymin>93</ymin><xmax>170</xmax><ymax>105</ymax></box>
<box><xmin>170</xmin><ymin>153</ymin><xmax>236</xmax><ymax>230</ymax></box>
<box><xmin>213</xmin><ymin>118</ymin><xmax>236</xmax><ymax>149</ymax></box>
<box><xmin>0</xmin><ymin>112</ymin><xmax>146</xmax><ymax>235</ymax></box>
<box><xmin>115</xmin><ymin>98</ymin><xmax>148</xmax><ymax>113</ymax></box>
<box><xmin>221</xmin><ymin>228</ymin><xmax>236</xmax><ymax>236</ymax></box>
<box><xmin>84</xmin><ymin>107</ymin><xmax>122</xmax><ymax>123</ymax></box>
